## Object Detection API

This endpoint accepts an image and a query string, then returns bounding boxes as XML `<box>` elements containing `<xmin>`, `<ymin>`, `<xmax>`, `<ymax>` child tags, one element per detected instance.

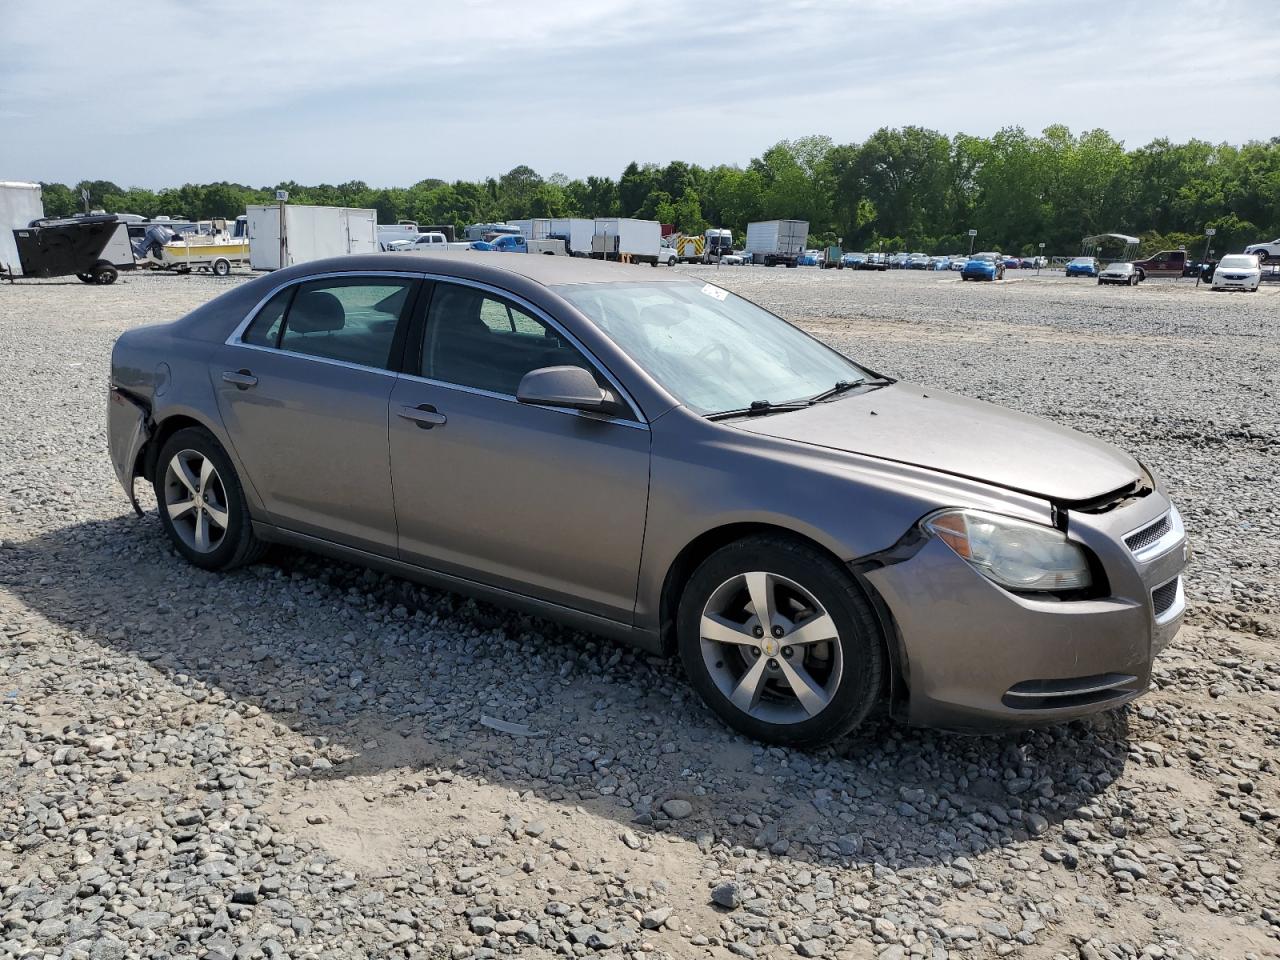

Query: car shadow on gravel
<box><xmin>4</xmin><ymin>513</ymin><xmax>1131</xmax><ymax>871</ymax></box>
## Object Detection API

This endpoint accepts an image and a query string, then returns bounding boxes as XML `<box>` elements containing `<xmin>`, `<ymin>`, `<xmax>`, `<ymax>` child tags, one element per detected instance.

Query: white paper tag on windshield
<box><xmin>701</xmin><ymin>283</ymin><xmax>728</xmax><ymax>301</ymax></box>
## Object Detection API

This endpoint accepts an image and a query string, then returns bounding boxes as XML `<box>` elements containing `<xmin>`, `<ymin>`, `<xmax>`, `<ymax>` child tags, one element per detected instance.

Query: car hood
<box><xmin>733</xmin><ymin>383</ymin><xmax>1143</xmax><ymax>503</ymax></box>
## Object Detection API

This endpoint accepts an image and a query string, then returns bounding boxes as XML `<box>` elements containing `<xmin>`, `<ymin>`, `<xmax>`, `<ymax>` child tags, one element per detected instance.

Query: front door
<box><xmin>388</xmin><ymin>281</ymin><xmax>650</xmax><ymax>622</ymax></box>
<box><xmin>214</xmin><ymin>274</ymin><xmax>419</xmax><ymax>553</ymax></box>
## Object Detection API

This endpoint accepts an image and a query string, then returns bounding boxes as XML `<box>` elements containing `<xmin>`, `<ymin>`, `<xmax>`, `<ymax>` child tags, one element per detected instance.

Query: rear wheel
<box><xmin>211</xmin><ymin>258</ymin><xmax>231</xmax><ymax>277</ymax></box>
<box><xmin>92</xmin><ymin>263</ymin><xmax>118</xmax><ymax>285</ymax></box>
<box><xmin>678</xmin><ymin>535</ymin><xmax>885</xmax><ymax>747</ymax></box>
<box><xmin>154</xmin><ymin>426</ymin><xmax>266</xmax><ymax>571</ymax></box>
<box><xmin>77</xmin><ymin>273</ymin><xmax>95</xmax><ymax>284</ymax></box>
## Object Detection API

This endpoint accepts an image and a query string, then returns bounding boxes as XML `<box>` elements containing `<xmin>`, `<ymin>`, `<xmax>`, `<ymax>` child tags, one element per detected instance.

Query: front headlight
<box><xmin>924</xmin><ymin>509</ymin><xmax>1093</xmax><ymax>593</ymax></box>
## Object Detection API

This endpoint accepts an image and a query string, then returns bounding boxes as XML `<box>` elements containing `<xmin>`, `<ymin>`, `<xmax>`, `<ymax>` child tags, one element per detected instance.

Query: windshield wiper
<box><xmin>706</xmin><ymin>399</ymin><xmax>812</xmax><ymax>421</ymax></box>
<box><xmin>805</xmin><ymin>376</ymin><xmax>892</xmax><ymax>403</ymax></box>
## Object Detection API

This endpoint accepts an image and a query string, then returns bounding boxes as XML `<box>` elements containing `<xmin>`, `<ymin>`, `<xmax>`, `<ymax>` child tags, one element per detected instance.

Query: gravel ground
<box><xmin>1</xmin><ymin>268</ymin><xmax>1277</xmax><ymax>960</ymax></box>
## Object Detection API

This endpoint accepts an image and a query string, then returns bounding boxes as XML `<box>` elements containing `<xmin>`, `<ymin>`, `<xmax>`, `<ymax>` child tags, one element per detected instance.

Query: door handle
<box><xmin>398</xmin><ymin>403</ymin><xmax>447</xmax><ymax>429</ymax></box>
<box><xmin>222</xmin><ymin>369</ymin><xmax>258</xmax><ymax>389</ymax></box>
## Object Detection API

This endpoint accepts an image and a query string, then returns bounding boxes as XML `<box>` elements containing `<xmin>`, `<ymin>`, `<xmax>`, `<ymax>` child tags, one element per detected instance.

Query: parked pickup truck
<box><xmin>1131</xmin><ymin>249</ymin><xmax>1188</xmax><ymax>279</ymax></box>
<box><xmin>388</xmin><ymin>231</ymin><xmax>460</xmax><ymax>252</ymax></box>
<box><xmin>489</xmin><ymin>235</ymin><xmax>567</xmax><ymax>256</ymax></box>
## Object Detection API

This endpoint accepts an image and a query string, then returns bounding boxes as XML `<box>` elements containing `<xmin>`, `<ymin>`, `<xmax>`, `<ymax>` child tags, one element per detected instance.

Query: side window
<box><xmin>275</xmin><ymin>277</ymin><xmax>413</xmax><ymax>370</ymax></box>
<box><xmin>242</xmin><ymin>287</ymin><xmax>293</xmax><ymax>347</ymax></box>
<box><xmin>421</xmin><ymin>284</ymin><xmax>596</xmax><ymax>397</ymax></box>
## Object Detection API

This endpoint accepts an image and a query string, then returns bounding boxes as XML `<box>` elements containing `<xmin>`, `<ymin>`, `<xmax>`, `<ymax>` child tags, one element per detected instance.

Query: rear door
<box><xmin>388</xmin><ymin>280</ymin><xmax>650</xmax><ymax>622</ymax></box>
<box><xmin>214</xmin><ymin>273</ymin><xmax>419</xmax><ymax>553</ymax></box>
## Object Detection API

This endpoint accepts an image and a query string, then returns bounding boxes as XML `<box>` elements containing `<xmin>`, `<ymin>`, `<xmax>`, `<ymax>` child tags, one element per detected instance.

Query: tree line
<box><xmin>39</xmin><ymin>125</ymin><xmax>1280</xmax><ymax>257</ymax></box>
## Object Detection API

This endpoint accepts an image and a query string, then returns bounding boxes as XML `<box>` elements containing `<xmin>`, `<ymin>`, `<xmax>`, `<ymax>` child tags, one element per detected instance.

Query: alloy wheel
<box><xmin>163</xmin><ymin>449</ymin><xmax>230</xmax><ymax>553</ymax></box>
<box><xmin>699</xmin><ymin>571</ymin><xmax>843</xmax><ymax>724</ymax></box>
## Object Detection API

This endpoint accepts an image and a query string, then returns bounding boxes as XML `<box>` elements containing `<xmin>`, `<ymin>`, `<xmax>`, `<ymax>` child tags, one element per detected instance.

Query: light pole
<box><xmin>967</xmin><ymin>228</ymin><xmax>977</xmax><ymax>257</ymax></box>
<box><xmin>1196</xmin><ymin>227</ymin><xmax>1215</xmax><ymax>288</ymax></box>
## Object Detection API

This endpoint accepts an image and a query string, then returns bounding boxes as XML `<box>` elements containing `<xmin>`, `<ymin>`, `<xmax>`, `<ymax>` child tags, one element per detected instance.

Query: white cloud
<box><xmin>1</xmin><ymin>0</ymin><xmax>1276</xmax><ymax>186</ymax></box>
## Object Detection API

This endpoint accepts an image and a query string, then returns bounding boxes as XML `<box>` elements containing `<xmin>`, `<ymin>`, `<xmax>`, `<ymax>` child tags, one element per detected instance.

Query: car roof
<box><xmin>283</xmin><ymin>252</ymin><xmax>692</xmax><ymax>287</ymax></box>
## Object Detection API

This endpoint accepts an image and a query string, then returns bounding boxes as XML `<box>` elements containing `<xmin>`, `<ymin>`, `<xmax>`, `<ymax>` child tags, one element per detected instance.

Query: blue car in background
<box><xmin>960</xmin><ymin>252</ymin><xmax>1005</xmax><ymax>281</ymax></box>
<box><xmin>840</xmin><ymin>252</ymin><xmax>867</xmax><ymax>267</ymax></box>
<box><xmin>1065</xmin><ymin>256</ymin><xmax>1099</xmax><ymax>277</ymax></box>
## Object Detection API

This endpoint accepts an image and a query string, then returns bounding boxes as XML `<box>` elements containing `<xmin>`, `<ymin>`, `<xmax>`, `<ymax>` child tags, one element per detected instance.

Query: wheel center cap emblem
<box><xmin>763</xmin><ymin>640</ymin><xmax>778</xmax><ymax>657</ymax></box>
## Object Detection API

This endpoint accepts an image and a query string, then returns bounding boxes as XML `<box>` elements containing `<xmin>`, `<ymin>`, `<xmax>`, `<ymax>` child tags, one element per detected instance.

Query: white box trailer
<box><xmin>592</xmin><ymin>217</ymin><xmax>661</xmax><ymax>265</ymax></box>
<box><xmin>547</xmin><ymin>218</ymin><xmax>595</xmax><ymax>257</ymax></box>
<box><xmin>509</xmin><ymin>218</ymin><xmax>552</xmax><ymax>240</ymax></box>
<box><xmin>0</xmin><ymin>181</ymin><xmax>45</xmax><ymax>276</ymax></box>
<box><xmin>745</xmin><ymin>219</ymin><xmax>809</xmax><ymax>266</ymax></box>
<box><xmin>246</xmin><ymin>204</ymin><xmax>378</xmax><ymax>270</ymax></box>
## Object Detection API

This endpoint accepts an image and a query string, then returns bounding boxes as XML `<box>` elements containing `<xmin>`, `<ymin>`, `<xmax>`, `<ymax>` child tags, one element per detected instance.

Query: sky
<box><xmin>1</xmin><ymin>0</ymin><xmax>1277</xmax><ymax>189</ymax></box>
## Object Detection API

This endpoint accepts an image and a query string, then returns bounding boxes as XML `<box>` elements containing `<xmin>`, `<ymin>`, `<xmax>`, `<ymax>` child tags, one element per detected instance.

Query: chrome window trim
<box><xmin>225</xmin><ymin>269</ymin><xmax>647</xmax><ymax>425</ymax></box>
<box><xmin>224</xmin><ymin>270</ymin><xmax>417</xmax><ymax>348</ymax></box>
<box><xmin>228</xmin><ymin>342</ymin><xmax>400</xmax><ymax>378</ymax></box>
<box><xmin>395</xmin><ymin>371</ymin><xmax>647</xmax><ymax>432</ymax></box>
<box><xmin>413</xmin><ymin>273</ymin><xmax>646</xmax><ymax>424</ymax></box>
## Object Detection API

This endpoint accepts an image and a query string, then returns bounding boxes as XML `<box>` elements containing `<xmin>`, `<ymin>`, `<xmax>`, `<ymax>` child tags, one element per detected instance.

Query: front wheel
<box><xmin>154</xmin><ymin>426</ymin><xmax>266</xmax><ymax>571</ymax></box>
<box><xmin>92</xmin><ymin>263</ymin><xmax>118</xmax><ymax>284</ymax></box>
<box><xmin>678</xmin><ymin>535</ymin><xmax>885</xmax><ymax>747</ymax></box>
<box><xmin>212</xmin><ymin>258</ymin><xmax>232</xmax><ymax>276</ymax></box>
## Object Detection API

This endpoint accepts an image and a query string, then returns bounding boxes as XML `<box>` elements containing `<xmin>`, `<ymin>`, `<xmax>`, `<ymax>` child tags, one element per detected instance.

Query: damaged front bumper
<box><xmin>863</xmin><ymin>493</ymin><xmax>1188</xmax><ymax>731</ymax></box>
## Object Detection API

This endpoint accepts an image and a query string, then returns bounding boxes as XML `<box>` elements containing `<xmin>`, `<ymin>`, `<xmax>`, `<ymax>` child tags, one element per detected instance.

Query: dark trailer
<box><xmin>6</xmin><ymin>214</ymin><xmax>130</xmax><ymax>284</ymax></box>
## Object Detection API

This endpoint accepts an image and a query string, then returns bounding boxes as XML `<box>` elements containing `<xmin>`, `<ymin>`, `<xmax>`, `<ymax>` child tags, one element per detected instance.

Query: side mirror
<box><xmin>517</xmin><ymin>366</ymin><xmax>613</xmax><ymax>413</ymax></box>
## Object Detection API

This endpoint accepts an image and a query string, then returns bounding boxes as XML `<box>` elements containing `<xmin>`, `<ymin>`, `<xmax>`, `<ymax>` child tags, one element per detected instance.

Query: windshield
<box><xmin>1104</xmin><ymin>262</ymin><xmax>1131</xmax><ymax>271</ymax></box>
<box><xmin>554</xmin><ymin>281</ymin><xmax>871</xmax><ymax>415</ymax></box>
<box><xmin>1219</xmin><ymin>255</ymin><xmax>1257</xmax><ymax>268</ymax></box>
<box><xmin>1070</xmin><ymin>257</ymin><xmax>1094</xmax><ymax>265</ymax></box>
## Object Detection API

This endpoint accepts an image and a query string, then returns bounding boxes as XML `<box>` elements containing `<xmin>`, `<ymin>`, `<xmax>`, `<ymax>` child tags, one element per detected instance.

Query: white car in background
<box><xmin>1210</xmin><ymin>254</ymin><xmax>1263</xmax><ymax>292</ymax></box>
<box><xmin>1243</xmin><ymin>239</ymin><xmax>1278</xmax><ymax>261</ymax></box>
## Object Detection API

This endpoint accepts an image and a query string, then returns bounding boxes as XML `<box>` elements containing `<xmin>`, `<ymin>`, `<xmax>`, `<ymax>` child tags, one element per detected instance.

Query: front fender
<box><xmin>634</xmin><ymin>411</ymin><xmax>1055</xmax><ymax>632</ymax></box>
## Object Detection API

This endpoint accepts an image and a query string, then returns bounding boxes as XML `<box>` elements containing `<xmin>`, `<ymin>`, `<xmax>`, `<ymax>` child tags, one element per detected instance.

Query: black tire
<box><xmin>1129</xmin><ymin>275</ymin><xmax>1138</xmax><ymax>286</ymax></box>
<box><xmin>212</xmin><ymin>258</ymin><xmax>231</xmax><ymax>276</ymax></box>
<box><xmin>77</xmin><ymin>272</ymin><xmax>95</xmax><ymax>284</ymax></box>
<box><xmin>677</xmin><ymin>535</ymin><xmax>885</xmax><ymax>747</ymax></box>
<box><xmin>1097</xmin><ymin>278</ymin><xmax>1103</xmax><ymax>285</ymax></box>
<box><xmin>153</xmin><ymin>426</ymin><xmax>267</xmax><ymax>571</ymax></box>
<box><xmin>92</xmin><ymin>264</ymin><xmax>118</xmax><ymax>285</ymax></box>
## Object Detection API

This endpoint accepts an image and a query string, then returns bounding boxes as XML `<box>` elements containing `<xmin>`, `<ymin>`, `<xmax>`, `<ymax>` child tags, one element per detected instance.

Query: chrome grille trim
<box><xmin>1123</xmin><ymin>506</ymin><xmax>1185</xmax><ymax>562</ymax></box>
<box><xmin>1125</xmin><ymin>514</ymin><xmax>1170</xmax><ymax>552</ymax></box>
<box><xmin>1002</xmin><ymin>673</ymin><xmax>1140</xmax><ymax>710</ymax></box>
<box><xmin>1152</xmin><ymin>576</ymin><xmax>1185</xmax><ymax>626</ymax></box>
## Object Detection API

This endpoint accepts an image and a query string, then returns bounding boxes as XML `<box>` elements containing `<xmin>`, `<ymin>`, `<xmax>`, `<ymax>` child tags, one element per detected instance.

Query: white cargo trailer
<box><xmin>0</xmin><ymin>181</ymin><xmax>45</xmax><ymax>276</ymax></box>
<box><xmin>508</xmin><ymin>218</ymin><xmax>552</xmax><ymax>240</ymax></box>
<box><xmin>546</xmin><ymin>218</ymin><xmax>595</xmax><ymax>257</ymax></box>
<box><xmin>592</xmin><ymin>217</ymin><xmax>661</xmax><ymax>266</ymax></box>
<box><xmin>246</xmin><ymin>204</ymin><xmax>378</xmax><ymax>270</ymax></box>
<box><xmin>745</xmin><ymin>219</ymin><xmax>809</xmax><ymax>267</ymax></box>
